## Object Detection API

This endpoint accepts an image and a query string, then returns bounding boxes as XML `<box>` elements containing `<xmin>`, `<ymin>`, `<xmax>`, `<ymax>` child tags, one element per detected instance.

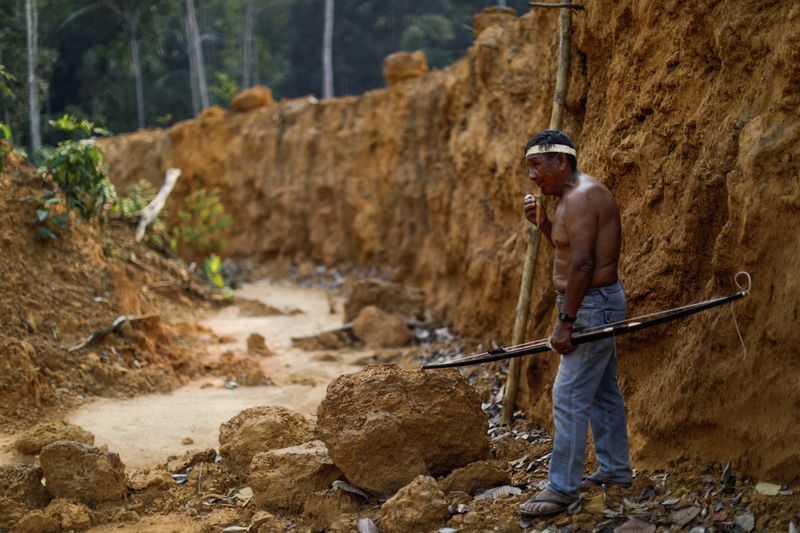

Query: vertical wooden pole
<box><xmin>502</xmin><ymin>5</ymin><xmax>573</xmax><ymax>424</ymax></box>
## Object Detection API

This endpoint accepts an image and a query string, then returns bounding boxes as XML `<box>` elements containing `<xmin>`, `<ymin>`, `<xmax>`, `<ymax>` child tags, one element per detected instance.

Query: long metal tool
<box><xmin>423</xmin><ymin>279</ymin><xmax>750</xmax><ymax>370</ymax></box>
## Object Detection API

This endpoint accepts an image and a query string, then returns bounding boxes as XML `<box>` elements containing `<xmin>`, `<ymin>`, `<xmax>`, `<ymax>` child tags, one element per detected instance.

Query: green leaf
<box><xmin>35</xmin><ymin>227</ymin><xmax>57</xmax><ymax>240</ymax></box>
<box><xmin>0</xmin><ymin>123</ymin><xmax>10</xmax><ymax>140</ymax></box>
<box><xmin>34</xmin><ymin>209</ymin><xmax>49</xmax><ymax>222</ymax></box>
<box><xmin>51</xmin><ymin>214</ymin><xmax>69</xmax><ymax>228</ymax></box>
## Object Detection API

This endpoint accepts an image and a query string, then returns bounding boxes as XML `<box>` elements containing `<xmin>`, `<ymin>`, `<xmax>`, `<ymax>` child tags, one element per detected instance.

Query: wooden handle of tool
<box><xmin>535</xmin><ymin>196</ymin><xmax>541</xmax><ymax>225</ymax></box>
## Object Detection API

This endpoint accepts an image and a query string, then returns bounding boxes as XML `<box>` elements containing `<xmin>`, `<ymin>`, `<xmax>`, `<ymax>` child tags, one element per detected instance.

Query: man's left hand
<box><xmin>550</xmin><ymin>321</ymin><xmax>576</xmax><ymax>354</ymax></box>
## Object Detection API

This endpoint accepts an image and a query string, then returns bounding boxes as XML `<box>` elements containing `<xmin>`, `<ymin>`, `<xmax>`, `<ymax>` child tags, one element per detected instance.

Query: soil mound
<box><xmin>0</xmin><ymin>157</ymin><xmax>209</xmax><ymax>426</ymax></box>
<box><xmin>317</xmin><ymin>365</ymin><xmax>489</xmax><ymax>496</ymax></box>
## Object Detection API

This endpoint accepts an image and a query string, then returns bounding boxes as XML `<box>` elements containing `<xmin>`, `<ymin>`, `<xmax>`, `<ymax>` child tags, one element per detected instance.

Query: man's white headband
<box><xmin>525</xmin><ymin>144</ymin><xmax>577</xmax><ymax>158</ymax></box>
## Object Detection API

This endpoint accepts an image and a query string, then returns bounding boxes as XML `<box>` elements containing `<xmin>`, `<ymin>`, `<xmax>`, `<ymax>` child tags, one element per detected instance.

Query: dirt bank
<box><xmin>0</xmin><ymin>155</ymin><xmax>215</xmax><ymax>429</ymax></box>
<box><xmin>101</xmin><ymin>3</ymin><xmax>800</xmax><ymax>481</ymax></box>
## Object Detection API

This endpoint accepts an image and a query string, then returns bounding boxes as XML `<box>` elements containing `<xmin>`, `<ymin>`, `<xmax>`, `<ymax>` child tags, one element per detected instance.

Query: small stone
<box><xmin>15</xmin><ymin>510</ymin><xmax>60</xmax><ymax>533</ymax></box>
<box><xmin>378</xmin><ymin>476</ymin><xmax>448</xmax><ymax>533</ymax></box>
<box><xmin>182</xmin><ymin>437</ymin><xmax>194</xmax><ymax>445</ymax></box>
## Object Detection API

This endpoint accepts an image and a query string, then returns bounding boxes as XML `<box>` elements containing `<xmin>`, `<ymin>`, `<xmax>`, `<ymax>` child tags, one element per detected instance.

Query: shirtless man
<box><xmin>518</xmin><ymin>130</ymin><xmax>632</xmax><ymax>517</ymax></box>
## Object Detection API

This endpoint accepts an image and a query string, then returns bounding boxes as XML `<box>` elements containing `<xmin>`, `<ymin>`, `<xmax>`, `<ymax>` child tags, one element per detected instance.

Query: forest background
<box><xmin>0</xmin><ymin>0</ymin><xmax>528</xmax><ymax>152</ymax></box>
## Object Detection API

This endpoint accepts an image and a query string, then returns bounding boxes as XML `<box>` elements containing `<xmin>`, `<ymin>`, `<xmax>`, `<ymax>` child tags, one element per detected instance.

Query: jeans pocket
<box><xmin>604</xmin><ymin>309</ymin><xmax>626</xmax><ymax>325</ymax></box>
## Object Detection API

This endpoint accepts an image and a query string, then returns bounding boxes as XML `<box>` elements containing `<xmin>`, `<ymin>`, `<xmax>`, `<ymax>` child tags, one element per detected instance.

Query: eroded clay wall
<box><xmin>102</xmin><ymin>2</ymin><xmax>800</xmax><ymax>481</ymax></box>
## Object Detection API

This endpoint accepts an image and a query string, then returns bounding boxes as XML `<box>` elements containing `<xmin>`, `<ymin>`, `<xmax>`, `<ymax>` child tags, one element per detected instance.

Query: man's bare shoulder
<box><xmin>564</xmin><ymin>173</ymin><xmax>617</xmax><ymax>209</ymax></box>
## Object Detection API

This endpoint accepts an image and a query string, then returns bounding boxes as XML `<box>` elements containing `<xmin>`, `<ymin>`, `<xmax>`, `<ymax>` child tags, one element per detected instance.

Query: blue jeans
<box><xmin>547</xmin><ymin>281</ymin><xmax>632</xmax><ymax>499</ymax></box>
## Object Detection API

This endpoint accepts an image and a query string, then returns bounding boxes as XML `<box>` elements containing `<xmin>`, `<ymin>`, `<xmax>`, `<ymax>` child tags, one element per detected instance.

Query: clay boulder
<box><xmin>317</xmin><ymin>365</ymin><xmax>489</xmax><ymax>496</ymax></box>
<box><xmin>383</xmin><ymin>50</ymin><xmax>429</xmax><ymax>86</ymax></box>
<box><xmin>471</xmin><ymin>6</ymin><xmax>517</xmax><ymax>36</ymax></box>
<box><xmin>249</xmin><ymin>440</ymin><xmax>342</xmax><ymax>512</ymax></box>
<box><xmin>219</xmin><ymin>406</ymin><xmax>315</xmax><ymax>475</ymax></box>
<box><xmin>343</xmin><ymin>278</ymin><xmax>424</xmax><ymax>322</ymax></box>
<box><xmin>231</xmin><ymin>86</ymin><xmax>273</xmax><ymax>112</ymax></box>
<box><xmin>352</xmin><ymin>306</ymin><xmax>413</xmax><ymax>348</ymax></box>
<box><xmin>378</xmin><ymin>475</ymin><xmax>448</xmax><ymax>533</ymax></box>
<box><xmin>14</xmin><ymin>422</ymin><xmax>95</xmax><ymax>455</ymax></box>
<box><xmin>39</xmin><ymin>441</ymin><xmax>126</xmax><ymax>504</ymax></box>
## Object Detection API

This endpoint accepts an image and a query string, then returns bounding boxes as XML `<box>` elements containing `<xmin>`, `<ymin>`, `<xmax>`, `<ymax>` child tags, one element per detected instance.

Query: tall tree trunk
<box><xmin>185</xmin><ymin>15</ymin><xmax>200</xmax><ymax>115</ymax></box>
<box><xmin>25</xmin><ymin>0</ymin><xmax>41</xmax><ymax>151</ymax></box>
<box><xmin>186</xmin><ymin>0</ymin><xmax>209</xmax><ymax>109</ymax></box>
<box><xmin>242</xmin><ymin>0</ymin><xmax>255</xmax><ymax>88</ymax></box>
<box><xmin>322</xmin><ymin>0</ymin><xmax>334</xmax><ymax>99</ymax></box>
<box><xmin>125</xmin><ymin>12</ymin><xmax>146</xmax><ymax>129</ymax></box>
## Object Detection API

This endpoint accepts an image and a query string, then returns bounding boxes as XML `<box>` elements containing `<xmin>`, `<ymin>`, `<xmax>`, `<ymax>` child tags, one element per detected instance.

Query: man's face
<box><xmin>526</xmin><ymin>153</ymin><xmax>565</xmax><ymax>195</ymax></box>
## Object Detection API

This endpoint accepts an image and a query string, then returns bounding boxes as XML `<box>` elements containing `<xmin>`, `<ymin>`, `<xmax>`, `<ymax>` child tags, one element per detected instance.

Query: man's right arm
<box><xmin>524</xmin><ymin>196</ymin><xmax>554</xmax><ymax>246</ymax></box>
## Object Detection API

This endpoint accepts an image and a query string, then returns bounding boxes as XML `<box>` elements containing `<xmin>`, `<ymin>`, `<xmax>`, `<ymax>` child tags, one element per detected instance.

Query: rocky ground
<box><xmin>0</xmin><ymin>152</ymin><xmax>800</xmax><ymax>533</ymax></box>
<box><xmin>1</xmin><ymin>262</ymin><xmax>798</xmax><ymax>532</ymax></box>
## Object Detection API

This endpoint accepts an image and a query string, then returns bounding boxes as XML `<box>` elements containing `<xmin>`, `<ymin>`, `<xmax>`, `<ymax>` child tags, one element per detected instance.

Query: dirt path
<box><xmin>65</xmin><ymin>282</ymin><xmax>365</xmax><ymax>470</ymax></box>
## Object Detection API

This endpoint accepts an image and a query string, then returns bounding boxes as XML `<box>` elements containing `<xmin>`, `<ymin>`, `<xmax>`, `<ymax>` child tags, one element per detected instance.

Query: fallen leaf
<box><xmin>754</xmin><ymin>482</ymin><xmax>781</xmax><ymax>496</ymax></box>
<box><xmin>613</xmin><ymin>517</ymin><xmax>655</xmax><ymax>533</ymax></box>
<box><xmin>733</xmin><ymin>511</ymin><xmax>755</xmax><ymax>532</ymax></box>
<box><xmin>357</xmin><ymin>518</ymin><xmax>379</xmax><ymax>533</ymax></box>
<box><xmin>671</xmin><ymin>506</ymin><xmax>701</xmax><ymax>526</ymax></box>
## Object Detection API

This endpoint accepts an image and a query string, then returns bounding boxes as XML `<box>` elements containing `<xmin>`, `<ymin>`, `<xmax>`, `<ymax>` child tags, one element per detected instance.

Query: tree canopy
<box><xmin>0</xmin><ymin>0</ymin><xmax>530</xmax><ymax>149</ymax></box>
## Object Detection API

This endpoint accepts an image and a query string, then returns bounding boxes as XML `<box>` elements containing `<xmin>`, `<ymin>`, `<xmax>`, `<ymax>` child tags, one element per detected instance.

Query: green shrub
<box><xmin>0</xmin><ymin>122</ymin><xmax>11</xmax><ymax>174</ymax></box>
<box><xmin>43</xmin><ymin>115</ymin><xmax>116</xmax><ymax>221</ymax></box>
<box><xmin>31</xmin><ymin>190</ymin><xmax>69</xmax><ymax>240</ymax></box>
<box><xmin>202</xmin><ymin>254</ymin><xmax>226</xmax><ymax>289</ymax></box>
<box><xmin>170</xmin><ymin>187</ymin><xmax>231</xmax><ymax>257</ymax></box>
<box><xmin>110</xmin><ymin>180</ymin><xmax>158</xmax><ymax>220</ymax></box>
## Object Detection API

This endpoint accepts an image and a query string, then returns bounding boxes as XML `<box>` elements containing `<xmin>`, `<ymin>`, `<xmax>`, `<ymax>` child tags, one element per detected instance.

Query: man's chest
<box><xmin>551</xmin><ymin>204</ymin><xmax>569</xmax><ymax>249</ymax></box>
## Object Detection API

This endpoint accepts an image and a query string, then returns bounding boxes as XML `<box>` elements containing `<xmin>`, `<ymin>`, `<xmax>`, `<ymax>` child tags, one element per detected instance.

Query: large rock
<box><xmin>39</xmin><ymin>441</ymin><xmax>127</xmax><ymax>504</ymax></box>
<box><xmin>378</xmin><ymin>475</ymin><xmax>448</xmax><ymax>533</ymax></box>
<box><xmin>219</xmin><ymin>406</ymin><xmax>315</xmax><ymax>475</ymax></box>
<box><xmin>0</xmin><ymin>465</ymin><xmax>50</xmax><ymax>528</ymax></box>
<box><xmin>352</xmin><ymin>306</ymin><xmax>413</xmax><ymax>348</ymax></box>
<box><xmin>14</xmin><ymin>422</ymin><xmax>95</xmax><ymax>455</ymax></box>
<box><xmin>249</xmin><ymin>440</ymin><xmax>342</xmax><ymax>512</ymax></box>
<box><xmin>344</xmin><ymin>278</ymin><xmax>424</xmax><ymax>323</ymax></box>
<box><xmin>231</xmin><ymin>86</ymin><xmax>273</xmax><ymax>112</ymax></box>
<box><xmin>382</xmin><ymin>50</ymin><xmax>428</xmax><ymax>86</ymax></box>
<box><xmin>317</xmin><ymin>365</ymin><xmax>489</xmax><ymax>496</ymax></box>
<box><xmin>439</xmin><ymin>460</ymin><xmax>511</xmax><ymax>495</ymax></box>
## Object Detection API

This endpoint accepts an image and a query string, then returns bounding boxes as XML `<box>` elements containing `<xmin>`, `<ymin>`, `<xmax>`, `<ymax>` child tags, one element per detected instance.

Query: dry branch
<box><xmin>135</xmin><ymin>167</ymin><xmax>181</xmax><ymax>242</ymax></box>
<box><xmin>67</xmin><ymin>313</ymin><xmax>159</xmax><ymax>352</ymax></box>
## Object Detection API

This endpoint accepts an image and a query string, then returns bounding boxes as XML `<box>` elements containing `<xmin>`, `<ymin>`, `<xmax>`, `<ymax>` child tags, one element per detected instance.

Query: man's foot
<box><xmin>578</xmin><ymin>476</ymin><xmax>632</xmax><ymax>492</ymax></box>
<box><xmin>519</xmin><ymin>488</ymin><xmax>576</xmax><ymax>517</ymax></box>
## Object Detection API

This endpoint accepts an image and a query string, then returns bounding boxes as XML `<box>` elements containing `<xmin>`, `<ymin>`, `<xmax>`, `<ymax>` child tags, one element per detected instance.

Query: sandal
<box><xmin>519</xmin><ymin>489</ymin><xmax>576</xmax><ymax>517</ymax></box>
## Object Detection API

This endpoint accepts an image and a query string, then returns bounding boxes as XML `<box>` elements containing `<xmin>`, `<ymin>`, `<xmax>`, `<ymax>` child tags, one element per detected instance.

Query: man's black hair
<box><xmin>524</xmin><ymin>130</ymin><xmax>577</xmax><ymax>172</ymax></box>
